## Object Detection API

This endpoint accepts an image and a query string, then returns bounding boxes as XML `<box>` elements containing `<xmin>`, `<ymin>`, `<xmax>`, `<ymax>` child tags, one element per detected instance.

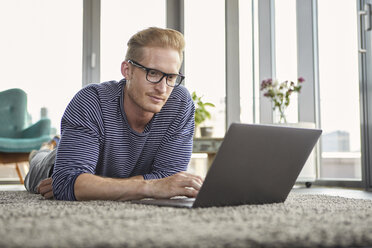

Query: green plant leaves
<box><xmin>192</xmin><ymin>91</ymin><xmax>215</xmax><ymax>127</ymax></box>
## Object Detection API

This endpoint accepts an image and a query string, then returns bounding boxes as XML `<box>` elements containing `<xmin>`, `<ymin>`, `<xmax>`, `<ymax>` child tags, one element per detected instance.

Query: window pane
<box><xmin>318</xmin><ymin>0</ymin><xmax>361</xmax><ymax>179</ymax></box>
<box><xmin>100</xmin><ymin>0</ymin><xmax>166</xmax><ymax>81</ymax></box>
<box><xmin>0</xmin><ymin>0</ymin><xmax>82</xmax><ymax>135</ymax></box>
<box><xmin>274</xmin><ymin>0</ymin><xmax>298</xmax><ymax>123</ymax></box>
<box><xmin>0</xmin><ymin>0</ymin><xmax>82</xmax><ymax>181</ymax></box>
<box><xmin>184</xmin><ymin>0</ymin><xmax>226</xmax><ymax>137</ymax></box>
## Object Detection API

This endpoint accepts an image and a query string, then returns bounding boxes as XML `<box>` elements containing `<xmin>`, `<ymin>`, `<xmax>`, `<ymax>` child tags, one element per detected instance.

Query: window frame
<box><xmin>81</xmin><ymin>0</ymin><xmax>372</xmax><ymax>189</ymax></box>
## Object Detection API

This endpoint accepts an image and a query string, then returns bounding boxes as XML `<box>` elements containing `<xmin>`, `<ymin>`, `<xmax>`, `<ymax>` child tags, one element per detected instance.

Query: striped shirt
<box><xmin>52</xmin><ymin>79</ymin><xmax>195</xmax><ymax>201</ymax></box>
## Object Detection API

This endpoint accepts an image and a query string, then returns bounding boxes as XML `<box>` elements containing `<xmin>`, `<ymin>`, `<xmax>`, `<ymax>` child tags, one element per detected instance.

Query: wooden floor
<box><xmin>1</xmin><ymin>184</ymin><xmax>372</xmax><ymax>200</ymax></box>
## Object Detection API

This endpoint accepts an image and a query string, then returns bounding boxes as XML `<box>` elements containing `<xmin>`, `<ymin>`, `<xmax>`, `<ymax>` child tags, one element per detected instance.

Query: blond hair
<box><xmin>125</xmin><ymin>27</ymin><xmax>185</xmax><ymax>63</ymax></box>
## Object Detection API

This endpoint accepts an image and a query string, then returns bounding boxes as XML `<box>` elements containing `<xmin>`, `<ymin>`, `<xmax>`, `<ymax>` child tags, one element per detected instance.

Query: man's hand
<box><xmin>37</xmin><ymin>177</ymin><xmax>54</xmax><ymax>199</ymax></box>
<box><xmin>146</xmin><ymin>172</ymin><xmax>204</xmax><ymax>199</ymax></box>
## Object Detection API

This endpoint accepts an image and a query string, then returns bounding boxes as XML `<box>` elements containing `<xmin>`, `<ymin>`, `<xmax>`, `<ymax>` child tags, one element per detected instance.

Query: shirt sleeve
<box><xmin>143</xmin><ymin>93</ymin><xmax>195</xmax><ymax>179</ymax></box>
<box><xmin>52</xmin><ymin>85</ymin><xmax>104</xmax><ymax>201</ymax></box>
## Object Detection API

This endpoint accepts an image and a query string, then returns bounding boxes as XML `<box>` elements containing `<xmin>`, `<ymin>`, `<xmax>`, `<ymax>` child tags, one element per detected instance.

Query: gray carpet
<box><xmin>1</xmin><ymin>191</ymin><xmax>372</xmax><ymax>248</ymax></box>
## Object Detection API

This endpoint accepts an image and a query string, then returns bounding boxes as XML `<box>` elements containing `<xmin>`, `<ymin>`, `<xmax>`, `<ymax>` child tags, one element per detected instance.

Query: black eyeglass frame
<box><xmin>127</xmin><ymin>60</ymin><xmax>185</xmax><ymax>87</ymax></box>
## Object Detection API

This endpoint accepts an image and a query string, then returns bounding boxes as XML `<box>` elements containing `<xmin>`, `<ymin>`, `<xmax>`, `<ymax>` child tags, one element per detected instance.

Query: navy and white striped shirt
<box><xmin>52</xmin><ymin>79</ymin><xmax>195</xmax><ymax>201</ymax></box>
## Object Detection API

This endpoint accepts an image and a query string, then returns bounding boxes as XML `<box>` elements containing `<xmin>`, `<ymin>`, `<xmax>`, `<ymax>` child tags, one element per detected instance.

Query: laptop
<box><xmin>131</xmin><ymin>123</ymin><xmax>322</xmax><ymax>208</ymax></box>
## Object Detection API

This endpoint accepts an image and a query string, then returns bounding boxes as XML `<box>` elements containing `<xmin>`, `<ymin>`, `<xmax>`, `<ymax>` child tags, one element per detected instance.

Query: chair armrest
<box><xmin>21</xmin><ymin>118</ymin><xmax>51</xmax><ymax>138</ymax></box>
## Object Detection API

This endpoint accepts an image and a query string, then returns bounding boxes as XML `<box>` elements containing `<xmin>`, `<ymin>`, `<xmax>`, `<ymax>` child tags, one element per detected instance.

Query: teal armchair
<box><xmin>0</xmin><ymin>88</ymin><xmax>51</xmax><ymax>183</ymax></box>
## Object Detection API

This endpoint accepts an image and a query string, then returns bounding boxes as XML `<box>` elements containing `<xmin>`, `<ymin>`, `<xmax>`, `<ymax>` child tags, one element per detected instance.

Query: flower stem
<box><xmin>279</xmin><ymin>107</ymin><xmax>287</xmax><ymax>124</ymax></box>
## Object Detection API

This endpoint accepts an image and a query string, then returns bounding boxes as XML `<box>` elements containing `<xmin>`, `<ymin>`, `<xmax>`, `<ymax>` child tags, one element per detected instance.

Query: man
<box><xmin>25</xmin><ymin>27</ymin><xmax>203</xmax><ymax>201</ymax></box>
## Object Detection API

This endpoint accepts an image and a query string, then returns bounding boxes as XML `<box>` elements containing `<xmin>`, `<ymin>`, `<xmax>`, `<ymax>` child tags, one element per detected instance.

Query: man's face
<box><xmin>122</xmin><ymin>47</ymin><xmax>181</xmax><ymax>114</ymax></box>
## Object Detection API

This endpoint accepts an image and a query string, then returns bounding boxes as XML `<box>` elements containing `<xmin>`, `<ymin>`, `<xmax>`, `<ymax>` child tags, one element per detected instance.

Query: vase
<box><xmin>274</xmin><ymin>105</ymin><xmax>289</xmax><ymax>124</ymax></box>
<box><xmin>278</xmin><ymin>108</ymin><xmax>287</xmax><ymax>124</ymax></box>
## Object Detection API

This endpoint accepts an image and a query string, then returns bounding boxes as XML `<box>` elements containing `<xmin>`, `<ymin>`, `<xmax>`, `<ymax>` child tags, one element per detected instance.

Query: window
<box><xmin>0</xmin><ymin>0</ymin><xmax>82</xmax><ymax>135</ymax></box>
<box><xmin>184</xmin><ymin>0</ymin><xmax>226</xmax><ymax>137</ymax></box>
<box><xmin>100</xmin><ymin>0</ymin><xmax>166</xmax><ymax>82</ymax></box>
<box><xmin>0</xmin><ymin>0</ymin><xmax>82</xmax><ymax>181</ymax></box>
<box><xmin>274</xmin><ymin>0</ymin><xmax>298</xmax><ymax>123</ymax></box>
<box><xmin>317</xmin><ymin>0</ymin><xmax>361</xmax><ymax>179</ymax></box>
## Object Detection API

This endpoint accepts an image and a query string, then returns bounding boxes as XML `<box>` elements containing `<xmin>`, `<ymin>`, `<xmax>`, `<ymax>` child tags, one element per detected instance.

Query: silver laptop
<box><xmin>131</xmin><ymin>123</ymin><xmax>322</xmax><ymax>208</ymax></box>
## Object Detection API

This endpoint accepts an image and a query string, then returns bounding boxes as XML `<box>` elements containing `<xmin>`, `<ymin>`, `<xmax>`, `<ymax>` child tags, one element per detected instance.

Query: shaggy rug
<box><xmin>1</xmin><ymin>191</ymin><xmax>372</xmax><ymax>248</ymax></box>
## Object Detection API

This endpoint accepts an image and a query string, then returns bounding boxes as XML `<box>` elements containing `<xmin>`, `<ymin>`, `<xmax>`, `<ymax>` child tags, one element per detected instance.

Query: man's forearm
<box><xmin>73</xmin><ymin>172</ymin><xmax>203</xmax><ymax>201</ymax></box>
<box><xmin>74</xmin><ymin>173</ymin><xmax>150</xmax><ymax>201</ymax></box>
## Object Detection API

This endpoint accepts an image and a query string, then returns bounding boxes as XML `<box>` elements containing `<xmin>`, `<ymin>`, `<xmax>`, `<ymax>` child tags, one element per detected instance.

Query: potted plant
<box><xmin>260</xmin><ymin>77</ymin><xmax>305</xmax><ymax>123</ymax></box>
<box><xmin>192</xmin><ymin>91</ymin><xmax>215</xmax><ymax>137</ymax></box>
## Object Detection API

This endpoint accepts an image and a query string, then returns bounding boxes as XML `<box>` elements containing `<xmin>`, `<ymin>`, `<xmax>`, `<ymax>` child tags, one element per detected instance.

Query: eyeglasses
<box><xmin>128</xmin><ymin>60</ymin><xmax>185</xmax><ymax>87</ymax></box>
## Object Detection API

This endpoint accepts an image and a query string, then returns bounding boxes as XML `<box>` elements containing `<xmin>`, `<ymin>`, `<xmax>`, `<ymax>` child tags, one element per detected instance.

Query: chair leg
<box><xmin>15</xmin><ymin>163</ymin><xmax>24</xmax><ymax>185</ymax></box>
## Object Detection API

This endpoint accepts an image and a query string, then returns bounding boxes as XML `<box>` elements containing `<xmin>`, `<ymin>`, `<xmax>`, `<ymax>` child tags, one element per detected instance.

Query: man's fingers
<box><xmin>150</xmin><ymin>172</ymin><xmax>205</xmax><ymax>199</ymax></box>
<box><xmin>43</xmin><ymin>190</ymin><xmax>54</xmax><ymax>199</ymax></box>
<box><xmin>37</xmin><ymin>177</ymin><xmax>54</xmax><ymax>199</ymax></box>
<box><xmin>40</xmin><ymin>185</ymin><xmax>54</xmax><ymax>199</ymax></box>
<box><xmin>179</xmin><ymin>187</ymin><xmax>198</xmax><ymax>198</ymax></box>
<box><xmin>37</xmin><ymin>177</ymin><xmax>52</xmax><ymax>193</ymax></box>
<box><xmin>170</xmin><ymin>174</ymin><xmax>203</xmax><ymax>198</ymax></box>
<box><xmin>174</xmin><ymin>172</ymin><xmax>204</xmax><ymax>188</ymax></box>
<box><xmin>178</xmin><ymin>172</ymin><xmax>204</xmax><ymax>183</ymax></box>
<box><xmin>39</xmin><ymin>177</ymin><xmax>52</xmax><ymax>186</ymax></box>
<box><xmin>179</xmin><ymin>178</ymin><xmax>202</xmax><ymax>190</ymax></box>
<box><xmin>39</xmin><ymin>184</ymin><xmax>52</xmax><ymax>195</ymax></box>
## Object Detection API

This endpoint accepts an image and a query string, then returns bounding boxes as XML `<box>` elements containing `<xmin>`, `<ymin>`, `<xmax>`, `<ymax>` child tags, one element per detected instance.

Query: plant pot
<box><xmin>200</xmin><ymin>126</ymin><xmax>213</xmax><ymax>138</ymax></box>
